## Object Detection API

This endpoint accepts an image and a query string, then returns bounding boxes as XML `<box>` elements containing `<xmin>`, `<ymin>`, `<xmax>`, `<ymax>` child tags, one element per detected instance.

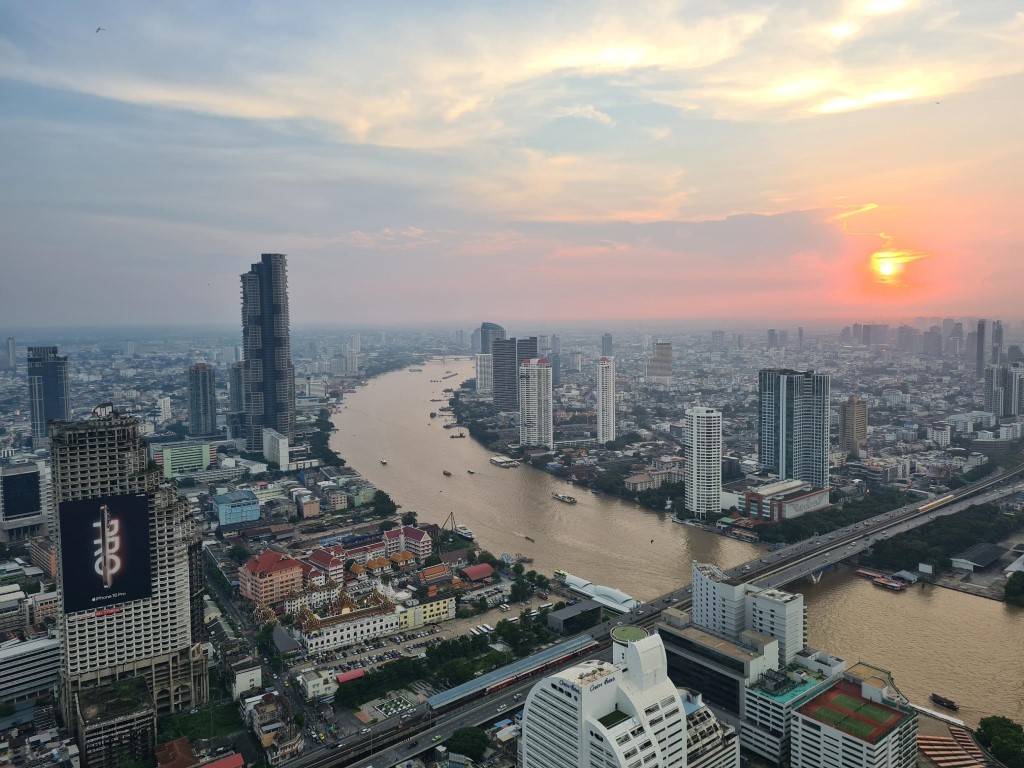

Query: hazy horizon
<box><xmin>2</xmin><ymin>2</ymin><xmax>1022</xmax><ymax>326</ymax></box>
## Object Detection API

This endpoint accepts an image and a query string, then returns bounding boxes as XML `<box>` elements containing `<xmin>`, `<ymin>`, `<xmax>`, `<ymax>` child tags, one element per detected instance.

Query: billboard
<box><xmin>59</xmin><ymin>494</ymin><xmax>152</xmax><ymax>614</ymax></box>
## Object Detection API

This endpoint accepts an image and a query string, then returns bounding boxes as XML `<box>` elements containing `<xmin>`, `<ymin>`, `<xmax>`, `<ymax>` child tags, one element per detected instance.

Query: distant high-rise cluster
<box><xmin>241</xmin><ymin>253</ymin><xmax>296</xmax><ymax>453</ymax></box>
<box><xmin>518</xmin><ymin>358</ymin><xmax>553</xmax><ymax>449</ymax></box>
<box><xmin>28</xmin><ymin>346</ymin><xmax>70</xmax><ymax>448</ymax></box>
<box><xmin>984</xmin><ymin>363</ymin><xmax>1024</xmax><ymax>418</ymax></box>
<box><xmin>2</xmin><ymin>337</ymin><xmax>15</xmax><ymax>371</ymax></box>
<box><xmin>596</xmin><ymin>357</ymin><xmax>616</xmax><ymax>445</ymax></box>
<box><xmin>758</xmin><ymin>369</ymin><xmax>830</xmax><ymax>488</ymax></box>
<box><xmin>187</xmin><ymin>363</ymin><xmax>217</xmax><ymax>437</ymax></box>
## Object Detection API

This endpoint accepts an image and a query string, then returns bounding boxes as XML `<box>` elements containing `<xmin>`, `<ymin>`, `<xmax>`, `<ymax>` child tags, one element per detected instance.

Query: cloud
<box><xmin>553</xmin><ymin>105</ymin><xmax>615</xmax><ymax>126</ymax></box>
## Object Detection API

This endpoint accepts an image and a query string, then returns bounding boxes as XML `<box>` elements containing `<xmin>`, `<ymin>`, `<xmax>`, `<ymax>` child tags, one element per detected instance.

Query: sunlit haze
<box><xmin>1</xmin><ymin>1</ymin><xmax>1022</xmax><ymax>326</ymax></box>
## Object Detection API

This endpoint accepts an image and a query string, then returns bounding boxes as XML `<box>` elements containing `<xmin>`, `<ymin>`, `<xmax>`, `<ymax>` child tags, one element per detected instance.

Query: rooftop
<box><xmin>673</xmin><ymin>625</ymin><xmax>771</xmax><ymax>663</ymax></box>
<box><xmin>77</xmin><ymin>677</ymin><xmax>153</xmax><ymax>726</ymax></box>
<box><xmin>954</xmin><ymin>542</ymin><xmax>1007</xmax><ymax>568</ymax></box>
<box><xmin>752</xmin><ymin>667</ymin><xmax>827</xmax><ymax>705</ymax></box>
<box><xmin>611</xmin><ymin>625</ymin><xmax>648</xmax><ymax>644</ymax></box>
<box><xmin>597</xmin><ymin>709</ymin><xmax>631</xmax><ymax>729</ymax></box>
<box><xmin>797</xmin><ymin>680</ymin><xmax>908</xmax><ymax>744</ymax></box>
<box><xmin>213</xmin><ymin>489</ymin><xmax>258</xmax><ymax>505</ymax></box>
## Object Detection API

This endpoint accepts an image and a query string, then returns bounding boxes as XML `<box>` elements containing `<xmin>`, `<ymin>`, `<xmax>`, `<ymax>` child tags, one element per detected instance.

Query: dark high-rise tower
<box><xmin>3</xmin><ymin>337</ymin><xmax>14</xmax><ymax>371</ymax></box>
<box><xmin>187</xmin><ymin>363</ymin><xmax>217</xmax><ymax>437</ymax></box>
<box><xmin>601</xmin><ymin>333</ymin><xmax>613</xmax><ymax>357</ymax></box>
<box><xmin>28</xmin><ymin>346</ymin><xmax>70</xmax><ymax>448</ymax></box>
<box><xmin>992</xmin><ymin>320</ymin><xmax>1004</xmax><ymax>364</ymax></box>
<box><xmin>976</xmin><ymin>319</ymin><xmax>987</xmax><ymax>378</ymax></box>
<box><xmin>492</xmin><ymin>336</ymin><xmax>538</xmax><ymax>412</ymax></box>
<box><xmin>758</xmin><ymin>369</ymin><xmax>831</xmax><ymax>488</ymax></box>
<box><xmin>241</xmin><ymin>254</ymin><xmax>295</xmax><ymax>452</ymax></box>
<box><xmin>228</xmin><ymin>361</ymin><xmax>246</xmax><ymax>414</ymax></box>
<box><xmin>479</xmin><ymin>322</ymin><xmax>506</xmax><ymax>355</ymax></box>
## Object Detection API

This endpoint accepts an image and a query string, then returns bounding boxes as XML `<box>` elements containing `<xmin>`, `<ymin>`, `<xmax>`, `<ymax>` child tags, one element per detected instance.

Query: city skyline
<box><xmin>1</xmin><ymin>2</ymin><xmax>1023</xmax><ymax>325</ymax></box>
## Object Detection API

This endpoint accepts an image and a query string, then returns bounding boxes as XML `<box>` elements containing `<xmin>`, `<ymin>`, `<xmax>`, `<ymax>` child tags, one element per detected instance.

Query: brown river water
<box><xmin>331</xmin><ymin>356</ymin><xmax>1024</xmax><ymax>725</ymax></box>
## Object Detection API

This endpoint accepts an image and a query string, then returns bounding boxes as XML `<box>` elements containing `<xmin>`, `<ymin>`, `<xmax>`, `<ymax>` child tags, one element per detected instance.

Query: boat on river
<box><xmin>449</xmin><ymin>433</ymin><xmax>467</xmax><ymax>439</ymax></box>
<box><xmin>467</xmin><ymin>469</ymin><xmax>475</xmax><ymax>475</ymax></box>
<box><xmin>454</xmin><ymin>525</ymin><xmax>475</xmax><ymax>541</ymax></box>
<box><xmin>442</xmin><ymin>470</ymin><xmax>452</xmax><ymax>477</ymax></box>
<box><xmin>552</xmin><ymin>492</ymin><xmax>577</xmax><ymax>504</ymax></box>
<box><xmin>872</xmin><ymin>577</ymin><xmax>906</xmax><ymax>591</ymax></box>
<box><xmin>524</xmin><ymin>535</ymin><xmax>535</xmax><ymax>542</ymax></box>
<box><xmin>379</xmin><ymin>458</ymin><xmax>388</xmax><ymax>465</ymax></box>
<box><xmin>930</xmin><ymin>693</ymin><xmax>959</xmax><ymax>711</ymax></box>
<box><xmin>489</xmin><ymin>456</ymin><xmax>520</xmax><ymax>468</ymax></box>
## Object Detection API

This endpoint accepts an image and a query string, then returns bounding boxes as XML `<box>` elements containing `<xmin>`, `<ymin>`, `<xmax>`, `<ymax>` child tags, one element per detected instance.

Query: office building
<box><xmin>758</xmin><ymin>369</ymin><xmax>831</xmax><ymax>488</ymax></box>
<box><xmin>838</xmin><ymin>395</ymin><xmax>868</xmax><ymax>456</ymax></box>
<box><xmin>156</xmin><ymin>396</ymin><xmax>172</xmax><ymax>423</ymax></box>
<box><xmin>520</xmin><ymin>627</ymin><xmax>687</xmax><ymax>768</ymax></box>
<box><xmin>28</xmin><ymin>346</ymin><xmax>70</xmax><ymax>448</ymax></box>
<box><xmin>470</xmin><ymin>326</ymin><xmax>481</xmax><ymax>353</ymax></box>
<box><xmin>228</xmin><ymin>361</ymin><xmax>246</xmax><ymax>415</ymax></box>
<box><xmin>187</xmin><ymin>363</ymin><xmax>217</xmax><ymax>437</ymax></box>
<box><xmin>646</xmin><ymin>341</ymin><xmax>673</xmax><ymax>384</ymax></box>
<box><xmin>478</xmin><ymin>321</ymin><xmax>506</xmax><ymax>355</ymax></box>
<box><xmin>519</xmin><ymin>359</ymin><xmax>553</xmax><ymax>450</ymax></box>
<box><xmin>492</xmin><ymin>336</ymin><xmax>538</xmax><ymax>412</ymax></box>
<box><xmin>682</xmin><ymin>689</ymin><xmax>741</xmax><ymax>768</ymax></box>
<box><xmin>596</xmin><ymin>357</ymin><xmax>616</xmax><ymax>445</ymax></box>
<box><xmin>797</xmin><ymin>326</ymin><xmax>804</xmax><ymax>351</ymax></box>
<box><xmin>601</xmin><ymin>333</ymin><xmax>613</xmax><ymax>357</ymax></box>
<box><xmin>0</xmin><ymin>636</ymin><xmax>60</xmax><ymax>706</ymax></box>
<box><xmin>690</xmin><ymin>562</ymin><xmax>806</xmax><ymax>668</ymax></box>
<box><xmin>767</xmin><ymin>329</ymin><xmax>779</xmax><ymax>349</ymax></box>
<box><xmin>976</xmin><ymin>319</ymin><xmax>987</xmax><ymax>378</ymax></box>
<box><xmin>50</xmin><ymin>408</ymin><xmax>208</xmax><ymax>729</ymax></box>
<box><xmin>212</xmin><ymin>490</ymin><xmax>260</xmax><ymax>527</ymax></box>
<box><xmin>150</xmin><ymin>441</ymin><xmax>217</xmax><ymax>479</ymax></box>
<box><xmin>711</xmin><ymin>330</ymin><xmax>726</xmax><ymax>350</ymax></box>
<box><xmin>261</xmin><ymin>427</ymin><xmax>290</xmax><ymax>468</ymax></box>
<box><xmin>241</xmin><ymin>253</ymin><xmax>296</xmax><ymax>452</ymax></box>
<box><xmin>684</xmin><ymin>407</ymin><xmax>722</xmax><ymax>520</ymax></box>
<box><xmin>3</xmin><ymin>337</ymin><xmax>14</xmax><ymax>371</ymax></box>
<box><xmin>0</xmin><ymin>460</ymin><xmax>51</xmax><ymax>543</ymax></box>
<box><xmin>475</xmin><ymin>354</ymin><xmax>493</xmax><ymax>396</ymax></box>
<box><xmin>984</xmin><ymin>364</ymin><xmax>1024</xmax><ymax>418</ymax></box>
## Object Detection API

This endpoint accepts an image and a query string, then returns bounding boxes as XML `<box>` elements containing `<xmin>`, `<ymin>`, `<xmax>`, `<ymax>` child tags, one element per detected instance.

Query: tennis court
<box><xmin>798</xmin><ymin>681</ymin><xmax>907</xmax><ymax>744</ymax></box>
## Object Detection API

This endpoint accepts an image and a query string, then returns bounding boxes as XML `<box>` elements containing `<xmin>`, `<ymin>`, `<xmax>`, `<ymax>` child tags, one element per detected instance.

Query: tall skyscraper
<box><xmin>684</xmin><ymin>407</ymin><xmax>722</xmax><ymax>520</ymax></box>
<box><xmin>50</xmin><ymin>407</ymin><xmax>207</xmax><ymax>730</ymax></box>
<box><xmin>478</xmin><ymin>321</ymin><xmax>506</xmax><ymax>355</ymax></box>
<box><xmin>758</xmin><ymin>369</ymin><xmax>830</xmax><ymax>488</ymax></box>
<box><xmin>492</xmin><ymin>336</ymin><xmax>538</xmax><ymax>412</ymax></box>
<box><xmin>241</xmin><ymin>254</ymin><xmax>295</xmax><ymax>452</ymax></box>
<box><xmin>475</xmin><ymin>354</ymin><xmax>493</xmax><ymax>396</ymax></box>
<box><xmin>797</xmin><ymin>326</ymin><xmax>804</xmax><ymax>351</ymax></box>
<box><xmin>992</xmin><ymin>319</ymin><xmax>1004</xmax><ymax>363</ymax></box>
<box><xmin>519</xmin><ymin>359</ymin><xmax>553</xmax><ymax>449</ymax></box>
<box><xmin>3</xmin><ymin>337</ymin><xmax>14</xmax><ymax>371</ymax></box>
<box><xmin>596</xmin><ymin>357</ymin><xmax>616</xmax><ymax>445</ymax></box>
<box><xmin>28</xmin><ymin>346</ymin><xmax>70</xmax><ymax>448</ymax></box>
<box><xmin>984</xmin><ymin>364</ymin><xmax>1024</xmax><ymax>418</ymax></box>
<box><xmin>976</xmin><ymin>319</ymin><xmax>987</xmax><ymax>378</ymax></box>
<box><xmin>228</xmin><ymin>360</ymin><xmax>246</xmax><ymax>414</ymax></box>
<box><xmin>645</xmin><ymin>341</ymin><xmax>673</xmax><ymax>384</ymax></box>
<box><xmin>520</xmin><ymin>628</ymin><xmax>687</xmax><ymax>768</ymax></box>
<box><xmin>601</xmin><ymin>332</ymin><xmax>613</xmax><ymax>357</ymax></box>
<box><xmin>767</xmin><ymin>328</ymin><xmax>779</xmax><ymax>349</ymax></box>
<box><xmin>838</xmin><ymin>394</ymin><xmax>868</xmax><ymax>456</ymax></box>
<box><xmin>187</xmin><ymin>363</ymin><xmax>217</xmax><ymax>437</ymax></box>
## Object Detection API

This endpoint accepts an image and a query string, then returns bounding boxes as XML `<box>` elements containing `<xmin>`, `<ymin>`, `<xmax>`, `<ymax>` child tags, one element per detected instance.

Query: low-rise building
<box><xmin>293</xmin><ymin>595</ymin><xmax>400</xmax><ymax>652</ymax></box>
<box><xmin>742</xmin><ymin>480</ymin><xmax>830</xmax><ymax>522</ymax></box>
<box><xmin>0</xmin><ymin>636</ymin><xmax>60</xmax><ymax>705</ymax></box>
<box><xmin>397</xmin><ymin>596</ymin><xmax>456</xmax><ymax>630</ymax></box>
<box><xmin>213</xmin><ymin>490</ymin><xmax>261</xmax><ymax>527</ymax></box>
<box><xmin>239</xmin><ymin>551</ymin><xmax>303</xmax><ymax>604</ymax></box>
<box><xmin>298</xmin><ymin>670</ymin><xmax>338</xmax><ymax>701</ymax></box>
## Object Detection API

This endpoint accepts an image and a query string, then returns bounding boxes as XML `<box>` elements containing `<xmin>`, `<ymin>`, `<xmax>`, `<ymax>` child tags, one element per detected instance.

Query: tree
<box><xmin>424</xmin><ymin>553</ymin><xmax>442</xmax><ymax>566</ymax></box>
<box><xmin>293</xmin><ymin>713</ymin><xmax>305</xmax><ymax>729</ymax></box>
<box><xmin>176</xmin><ymin>476</ymin><xmax>197</xmax><ymax>488</ymax></box>
<box><xmin>476</xmin><ymin>596</ymin><xmax>489</xmax><ymax>614</ymax></box>
<box><xmin>401</xmin><ymin>510</ymin><xmax>418</xmax><ymax>526</ymax></box>
<box><xmin>445</xmin><ymin>728</ymin><xmax>489</xmax><ymax>761</ymax></box>
<box><xmin>378</xmin><ymin>519</ymin><xmax>397</xmax><ymax>532</ymax></box>
<box><xmin>976</xmin><ymin>716</ymin><xmax>1024</xmax><ymax>768</ymax></box>
<box><xmin>510</xmin><ymin>579</ymin><xmax>533</xmax><ymax>602</ymax></box>
<box><xmin>512</xmin><ymin>562</ymin><xmax>525</xmax><ymax>577</ymax></box>
<box><xmin>476</xmin><ymin>550</ymin><xmax>498</xmax><ymax>566</ymax></box>
<box><xmin>228</xmin><ymin>544</ymin><xmax>252</xmax><ymax>565</ymax></box>
<box><xmin>1006</xmin><ymin>572</ymin><xmax>1024</xmax><ymax>607</ymax></box>
<box><xmin>437</xmin><ymin>658</ymin><xmax>474</xmax><ymax>687</ymax></box>
<box><xmin>372</xmin><ymin>490</ymin><xmax>398</xmax><ymax>518</ymax></box>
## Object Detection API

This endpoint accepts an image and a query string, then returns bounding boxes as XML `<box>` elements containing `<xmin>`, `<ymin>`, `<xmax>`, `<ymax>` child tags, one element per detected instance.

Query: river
<box><xmin>331</xmin><ymin>356</ymin><xmax>1024</xmax><ymax>725</ymax></box>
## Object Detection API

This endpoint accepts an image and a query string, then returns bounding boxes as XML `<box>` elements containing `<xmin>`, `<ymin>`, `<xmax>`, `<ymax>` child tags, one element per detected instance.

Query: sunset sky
<box><xmin>1</xmin><ymin>1</ymin><xmax>1022</xmax><ymax>327</ymax></box>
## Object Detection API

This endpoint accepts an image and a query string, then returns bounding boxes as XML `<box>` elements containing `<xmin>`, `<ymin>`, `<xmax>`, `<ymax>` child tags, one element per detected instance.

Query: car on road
<box><xmin>497</xmin><ymin>704</ymin><xmax>508</xmax><ymax>712</ymax></box>
<box><xmin>513</xmin><ymin>693</ymin><xmax>522</xmax><ymax>699</ymax></box>
<box><xmin>360</xmin><ymin>728</ymin><xmax>371</xmax><ymax>734</ymax></box>
<box><xmin>432</xmin><ymin>735</ymin><xmax>443</xmax><ymax>742</ymax></box>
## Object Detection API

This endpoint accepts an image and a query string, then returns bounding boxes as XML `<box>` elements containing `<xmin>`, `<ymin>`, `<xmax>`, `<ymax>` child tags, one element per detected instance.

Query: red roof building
<box><xmin>239</xmin><ymin>550</ymin><xmax>303</xmax><ymax>604</ymax></box>
<box><xmin>458</xmin><ymin>563</ymin><xmax>495</xmax><ymax>582</ymax></box>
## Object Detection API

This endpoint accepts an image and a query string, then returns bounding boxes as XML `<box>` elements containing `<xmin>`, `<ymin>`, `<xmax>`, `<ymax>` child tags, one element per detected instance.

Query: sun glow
<box><xmin>870</xmin><ymin>247</ymin><xmax>927</xmax><ymax>285</ymax></box>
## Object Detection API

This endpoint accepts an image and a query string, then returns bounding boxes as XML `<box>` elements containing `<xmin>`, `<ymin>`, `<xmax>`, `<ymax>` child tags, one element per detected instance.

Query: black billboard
<box><xmin>59</xmin><ymin>494</ymin><xmax>152</xmax><ymax>614</ymax></box>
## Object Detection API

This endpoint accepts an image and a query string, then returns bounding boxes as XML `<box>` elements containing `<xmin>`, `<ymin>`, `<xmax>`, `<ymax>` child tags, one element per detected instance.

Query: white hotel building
<box><xmin>684</xmin><ymin>407</ymin><xmax>722</xmax><ymax>520</ymax></box>
<box><xmin>520</xmin><ymin>627</ymin><xmax>687</xmax><ymax>768</ymax></box>
<box><xmin>475</xmin><ymin>354</ymin><xmax>493</xmax><ymax>396</ymax></box>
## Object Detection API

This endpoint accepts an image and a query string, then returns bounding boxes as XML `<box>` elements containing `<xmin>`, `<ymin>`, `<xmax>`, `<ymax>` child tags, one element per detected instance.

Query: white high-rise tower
<box><xmin>520</xmin><ymin>627</ymin><xmax>687</xmax><ymax>768</ymax></box>
<box><xmin>596</xmin><ymin>356</ymin><xmax>616</xmax><ymax>445</ymax></box>
<box><xmin>519</xmin><ymin>358</ymin><xmax>553</xmax><ymax>449</ymax></box>
<box><xmin>475</xmin><ymin>354</ymin><xmax>493</xmax><ymax>396</ymax></box>
<box><xmin>684</xmin><ymin>406</ymin><xmax>722</xmax><ymax>520</ymax></box>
